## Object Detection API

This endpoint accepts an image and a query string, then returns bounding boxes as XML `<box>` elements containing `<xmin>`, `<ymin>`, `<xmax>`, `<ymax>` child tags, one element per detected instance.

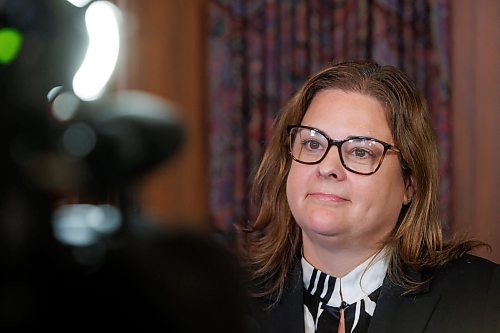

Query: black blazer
<box><xmin>249</xmin><ymin>255</ymin><xmax>500</xmax><ymax>333</ymax></box>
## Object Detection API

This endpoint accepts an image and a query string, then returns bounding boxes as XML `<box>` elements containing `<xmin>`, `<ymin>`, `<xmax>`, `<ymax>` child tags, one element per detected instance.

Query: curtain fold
<box><xmin>208</xmin><ymin>0</ymin><xmax>451</xmax><ymax>234</ymax></box>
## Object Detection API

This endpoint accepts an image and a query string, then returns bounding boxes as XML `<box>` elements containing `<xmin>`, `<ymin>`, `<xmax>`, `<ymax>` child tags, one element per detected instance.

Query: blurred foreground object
<box><xmin>0</xmin><ymin>1</ymin><xmax>249</xmax><ymax>331</ymax></box>
<box><xmin>48</xmin><ymin>89</ymin><xmax>185</xmax><ymax>191</ymax></box>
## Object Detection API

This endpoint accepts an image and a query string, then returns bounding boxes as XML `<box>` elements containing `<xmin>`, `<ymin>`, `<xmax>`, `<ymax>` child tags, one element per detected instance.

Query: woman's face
<box><xmin>286</xmin><ymin>89</ymin><xmax>410</xmax><ymax>254</ymax></box>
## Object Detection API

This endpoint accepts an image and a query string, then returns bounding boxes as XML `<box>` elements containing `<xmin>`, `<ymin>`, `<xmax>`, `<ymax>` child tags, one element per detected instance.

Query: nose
<box><xmin>317</xmin><ymin>146</ymin><xmax>347</xmax><ymax>180</ymax></box>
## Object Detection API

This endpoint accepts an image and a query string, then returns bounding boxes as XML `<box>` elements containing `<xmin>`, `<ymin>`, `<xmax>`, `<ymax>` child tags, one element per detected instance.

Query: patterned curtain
<box><xmin>208</xmin><ymin>0</ymin><xmax>451</xmax><ymax>235</ymax></box>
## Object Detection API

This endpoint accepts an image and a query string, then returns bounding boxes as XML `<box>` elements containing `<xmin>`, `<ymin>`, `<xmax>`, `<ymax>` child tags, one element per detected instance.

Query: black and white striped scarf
<box><xmin>302</xmin><ymin>252</ymin><xmax>387</xmax><ymax>333</ymax></box>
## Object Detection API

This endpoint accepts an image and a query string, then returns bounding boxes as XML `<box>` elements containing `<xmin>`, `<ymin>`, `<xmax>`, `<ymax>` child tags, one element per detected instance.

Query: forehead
<box><xmin>301</xmin><ymin>89</ymin><xmax>392</xmax><ymax>141</ymax></box>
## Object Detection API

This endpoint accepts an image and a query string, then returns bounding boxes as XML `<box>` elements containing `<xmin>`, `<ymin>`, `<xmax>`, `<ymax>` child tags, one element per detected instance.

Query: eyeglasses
<box><xmin>287</xmin><ymin>125</ymin><xmax>401</xmax><ymax>175</ymax></box>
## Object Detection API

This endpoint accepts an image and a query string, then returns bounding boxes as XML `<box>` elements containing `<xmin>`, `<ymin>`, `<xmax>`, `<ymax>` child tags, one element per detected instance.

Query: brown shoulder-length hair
<box><xmin>243</xmin><ymin>60</ymin><xmax>483</xmax><ymax>300</ymax></box>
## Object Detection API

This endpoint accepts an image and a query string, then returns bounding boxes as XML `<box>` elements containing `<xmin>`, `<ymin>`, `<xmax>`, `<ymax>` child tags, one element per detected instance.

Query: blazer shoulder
<box><xmin>439</xmin><ymin>254</ymin><xmax>500</xmax><ymax>278</ymax></box>
<box><xmin>370</xmin><ymin>254</ymin><xmax>500</xmax><ymax>333</ymax></box>
<box><xmin>424</xmin><ymin>254</ymin><xmax>500</xmax><ymax>332</ymax></box>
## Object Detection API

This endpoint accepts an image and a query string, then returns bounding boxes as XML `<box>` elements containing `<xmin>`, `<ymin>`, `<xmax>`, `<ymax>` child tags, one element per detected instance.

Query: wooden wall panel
<box><xmin>116</xmin><ymin>0</ymin><xmax>209</xmax><ymax>230</ymax></box>
<box><xmin>451</xmin><ymin>0</ymin><xmax>500</xmax><ymax>263</ymax></box>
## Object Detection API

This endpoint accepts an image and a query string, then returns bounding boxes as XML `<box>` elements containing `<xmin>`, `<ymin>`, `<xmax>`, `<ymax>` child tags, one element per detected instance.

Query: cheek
<box><xmin>357</xmin><ymin>171</ymin><xmax>406</xmax><ymax>223</ymax></box>
<box><xmin>286</xmin><ymin>164</ymin><xmax>306</xmax><ymax>214</ymax></box>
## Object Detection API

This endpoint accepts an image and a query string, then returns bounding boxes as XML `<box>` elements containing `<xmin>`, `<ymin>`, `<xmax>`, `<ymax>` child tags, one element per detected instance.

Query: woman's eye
<box><xmin>302</xmin><ymin>139</ymin><xmax>322</xmax><ymax>150</ymax></box>
<box><xmin>351</xmin><ymin>148</ymin><xmax>373</xmax><ymax>158</ymax></box>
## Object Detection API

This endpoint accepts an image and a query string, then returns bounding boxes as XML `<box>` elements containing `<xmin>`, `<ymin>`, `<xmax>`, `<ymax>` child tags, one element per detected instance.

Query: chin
<box><xmin>299</xmin><ymin>212</ymin><xmax>346</xmax><ymax>236</ymax></box>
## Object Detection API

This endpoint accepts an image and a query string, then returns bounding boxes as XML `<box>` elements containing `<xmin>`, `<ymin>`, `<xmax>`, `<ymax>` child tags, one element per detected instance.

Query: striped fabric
<box><xmin>301</xmin><ymin>253</ymin><xmax>388</xmax><ymax>333</ymax></box>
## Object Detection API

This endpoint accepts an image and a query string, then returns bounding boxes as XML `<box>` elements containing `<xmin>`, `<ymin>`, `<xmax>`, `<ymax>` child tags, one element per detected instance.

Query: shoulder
<box><xmin>371</xmin><ymin>254</ymin><xmax>500</xmax><ymax>332</ymax></box>
<box><xmin>429</xmin><ymin>254</ymin><xmax>500</xmax><ymax>298</ymax></box>
<box><xmin>429</xmin><ymin>254</ymin><xmax>500</xmax><ymax>331</ymax></box>
<box><xmin>433</xmin><ymin>254</ymin><xmax>500</xmax><ymax>283</ymax></box>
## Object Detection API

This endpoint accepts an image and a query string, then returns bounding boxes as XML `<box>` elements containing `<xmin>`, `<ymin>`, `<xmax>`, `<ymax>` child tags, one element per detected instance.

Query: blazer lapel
<box><xmin>264</xmin><ymin>284</ymin><xmax>304</xmax><ymax>333</ymax></box>
<box><xmin>255</xmin><ymin>262</ymin><xmax>305</xmax><ymax>333</ymax></box>
<box><xmin>368</xmin><ymin>274</ymin><xmax>441</xmax><ymax>333</ymax></box>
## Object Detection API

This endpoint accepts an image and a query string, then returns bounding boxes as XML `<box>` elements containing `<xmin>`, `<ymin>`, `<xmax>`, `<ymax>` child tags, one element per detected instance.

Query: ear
<box><xmin>403</xmin><ymin>176</ymin><xmax>415</xmax><ymax>205</ymax></box>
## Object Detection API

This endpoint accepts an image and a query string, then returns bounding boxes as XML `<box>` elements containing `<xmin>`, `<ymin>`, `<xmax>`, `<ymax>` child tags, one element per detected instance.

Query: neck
<box><xmin>302</xmin><ymin>233</ymin><xmax>383</xmax><ymax>278</ymax></box>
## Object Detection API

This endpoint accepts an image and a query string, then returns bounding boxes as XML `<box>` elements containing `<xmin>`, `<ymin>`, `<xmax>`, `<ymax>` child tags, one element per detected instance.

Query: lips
<box><xmin>308</xmin><ymin>192</ymin><xmax>350</xmax><ymax>202</ymax></box>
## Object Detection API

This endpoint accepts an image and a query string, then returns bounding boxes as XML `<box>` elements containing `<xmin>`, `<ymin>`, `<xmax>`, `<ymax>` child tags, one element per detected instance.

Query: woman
<box><xmin>244</xmin><ymin>60</ymin><xmax>500</xmax><ymax>333</ymax></box>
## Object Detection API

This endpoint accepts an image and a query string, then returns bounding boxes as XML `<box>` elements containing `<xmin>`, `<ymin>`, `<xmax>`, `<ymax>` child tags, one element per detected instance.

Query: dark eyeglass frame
<box><xmin>286</xmin><ymin>125</ymin><xmax>402</xmax><ymax>175</ymax></box>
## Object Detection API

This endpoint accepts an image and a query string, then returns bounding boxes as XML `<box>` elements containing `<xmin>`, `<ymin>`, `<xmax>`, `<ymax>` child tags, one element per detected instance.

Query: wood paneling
<box><xmin>116</xmin><ymin>0</ymin><xmax>209</xmax><ymax>230</ymax></box>
<box><xmin>451</xmin><ymin>0</ymin><xmax>500</xmax><ymax>263</ymax></box>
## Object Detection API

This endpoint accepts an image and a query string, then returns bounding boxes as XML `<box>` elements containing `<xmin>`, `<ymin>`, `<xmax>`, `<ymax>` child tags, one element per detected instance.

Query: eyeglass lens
<box><xmin>289</xmin><ymin>127</ymin><xmax>386</xmax><ymax>174</ymax></box>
